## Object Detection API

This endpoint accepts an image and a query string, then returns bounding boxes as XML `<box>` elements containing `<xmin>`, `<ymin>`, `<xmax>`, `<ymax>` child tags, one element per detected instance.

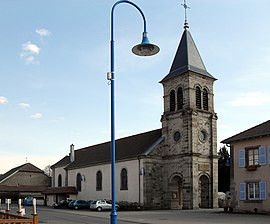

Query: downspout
<box><xmin>210</xmin><ymin>114</ymin><xmax>214</xmax><ymax>208</ymax></box>
<box><xmin>188</xmin><ymin>110</ymin><xmax>193</xmax><ymax>209</ymax></box>
<box><xmin>138</xmin><ymin>157</ymin><xmax>141</xmax><ymax>205</ymax></box>
<box><xmin>138</xmin><ymin>157</ymin><xmax>141</xmax><ymax>204</ymax></box>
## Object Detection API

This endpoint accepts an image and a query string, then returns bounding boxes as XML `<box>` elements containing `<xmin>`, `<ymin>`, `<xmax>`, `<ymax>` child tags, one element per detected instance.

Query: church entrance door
<box><xmin>199</xmin><ymin>175</ymin><xmax>210</xmax><ymax>208</ymax></box>
<box><xmin>169</xmin><ymin>175</ymin><xmax>183</xmax><ymax>209</ymax></box>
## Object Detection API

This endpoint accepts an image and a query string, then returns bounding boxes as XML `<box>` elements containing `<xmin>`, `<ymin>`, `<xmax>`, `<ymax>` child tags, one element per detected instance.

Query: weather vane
<box><xmin>181</xmin><ymin>0</ymin><xmax>190</xmax><ymax>29</ymax></box>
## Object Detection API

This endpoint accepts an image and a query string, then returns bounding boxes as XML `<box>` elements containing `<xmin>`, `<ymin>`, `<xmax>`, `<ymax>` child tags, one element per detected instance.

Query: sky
<box><xmin>1</xmin><ymin>0</ymin><xmax>270</xmax><ymax>174</ymax></box>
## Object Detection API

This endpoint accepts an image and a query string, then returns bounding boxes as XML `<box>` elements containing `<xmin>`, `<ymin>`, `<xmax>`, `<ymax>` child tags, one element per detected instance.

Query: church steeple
<box><xmin>160</xmin><ymin>1</ymin><xmax>216</xmax><ymax>83</ymax></box>
<box><xmin>160</xmin><ymin>1</ymin><xmax>218</xmax><ymax>210</ymax></box>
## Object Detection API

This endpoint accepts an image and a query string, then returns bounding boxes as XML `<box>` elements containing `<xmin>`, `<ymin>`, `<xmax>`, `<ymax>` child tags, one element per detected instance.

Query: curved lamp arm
<box><xmin>110</xmin><ymin>0</ymin><xmax>159</xmax><ymax>61</ymax></box>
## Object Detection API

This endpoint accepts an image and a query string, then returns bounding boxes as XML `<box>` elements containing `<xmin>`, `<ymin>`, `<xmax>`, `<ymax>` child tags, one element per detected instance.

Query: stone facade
<box><xmin>157</xmin><ymin>69</ymin><xmax>218</xmax><ymax>209</ymax></box>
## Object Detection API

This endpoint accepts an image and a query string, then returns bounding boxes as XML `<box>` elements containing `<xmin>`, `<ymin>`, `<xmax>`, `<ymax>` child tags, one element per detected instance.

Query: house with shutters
<box><xmin>221</xmin><ymin>120</ymin><xmax>270</xmax><ymax>213</ymax></box>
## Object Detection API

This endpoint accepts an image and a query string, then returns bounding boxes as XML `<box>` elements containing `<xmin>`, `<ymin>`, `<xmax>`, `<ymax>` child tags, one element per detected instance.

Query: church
<box><xmin>46</xmin><ymin>8</ymin><xmax>218</xmax><ymax>210</ymax></box>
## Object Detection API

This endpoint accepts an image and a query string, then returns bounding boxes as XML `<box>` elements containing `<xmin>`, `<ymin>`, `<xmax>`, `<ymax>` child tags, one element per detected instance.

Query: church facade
<box><xmin>47</xmin><ymin>18</ymin><xmax>218</xmax><ymax>210</ymax></box>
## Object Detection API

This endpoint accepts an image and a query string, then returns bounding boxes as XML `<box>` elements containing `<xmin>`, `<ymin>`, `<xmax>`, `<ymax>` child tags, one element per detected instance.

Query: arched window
<box><xmin>196</xmin><ymin>87</ymin><xmax>202</xmax><ymax>109</ymax></box>
<box><xmin>58</xmin><ymin>174</ymin><xmax>62</xmax><ymax>187</ymax></box>
<box><xmin>170</xmin><ymin>90</ymin><xmax>176</xmax><ymax>112</ymax></box>
<box><xmin>96</xmin><ymin>171</ymin><xmax>102</xmax><ymax>191</ymax></box>
<box><xmin>76</xmin><ymin>173</ymin><xmax>82</xmax><ymax>191</ymax></box>
<box><xmin>203</xmin><ymin>88</ymin><xmax>209</xmax><ymax>110</ymax></box>
<box><xmin>177</xmin><ymin>87</ymin><xmax>184</xmax><ymax>110</ymax></box>
<box><xmin>120</xmin><ymin>168</ymin><xmax>128</xmax><ymax>190</ymax></box>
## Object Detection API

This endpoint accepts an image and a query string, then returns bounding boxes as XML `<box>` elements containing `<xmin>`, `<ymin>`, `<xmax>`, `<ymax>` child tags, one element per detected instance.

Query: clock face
<box><xmin>173</xmin><ymin>131</ymin><xmax>181</xmax><ymax>142</ymax></box>
<box><xmin>199</xmin><ymin>130</ymin><xmax>207</xmax><ymax>142</ymax></box>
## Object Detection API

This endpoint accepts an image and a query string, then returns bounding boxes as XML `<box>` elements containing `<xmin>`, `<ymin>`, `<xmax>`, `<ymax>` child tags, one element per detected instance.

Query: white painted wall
<box><xmin>54</xmin><ymin>166</ymin><xmax>66</xmax><ymax>187</ymax></box>
<box><xmin>67</xmin><ymin>159</ymin><xmax>142</xmax><ymax>202</ymax></box>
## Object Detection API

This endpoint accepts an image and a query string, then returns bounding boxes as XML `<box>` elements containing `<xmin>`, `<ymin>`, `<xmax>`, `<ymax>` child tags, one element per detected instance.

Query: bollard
<box><xmin>33</xmin><ymin>198</ymin><xmax>37</xmax><ymax>215</ymax></box>
<box><xmin>33</xmin><ymin>213</ymin><xmax>38</xmax><ymax>224</ymax></box>
<box><xmin>17</xmin><ymin>198</ymin><xmax>22</xmax><ymax>216</ymax></box>
<box><xmin>5</xmin><ymin>199</ymin><xmax>10</xmax><ymax>219</ymax></box>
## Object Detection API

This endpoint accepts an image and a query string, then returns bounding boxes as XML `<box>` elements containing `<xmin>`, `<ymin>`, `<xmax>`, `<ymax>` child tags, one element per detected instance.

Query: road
<box><xmin>4</xmin><ymin>205</ymin><xmax>270</xmax><ymax>224</ymax></box>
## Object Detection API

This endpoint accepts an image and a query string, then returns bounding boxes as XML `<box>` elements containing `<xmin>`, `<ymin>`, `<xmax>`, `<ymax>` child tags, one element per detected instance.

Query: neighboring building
<box><xmin>0</xmin><ymin>163</ymin><xmax>51</xmax><ymax>203</ymax></box>
<box><xmin>221</xmin><ymin>120</ymin><xmax>270</xmax><ymax>213</ymax></box>
<box><xmin>48</xmin><ymin>16</ymin><xmax>218</xmax><ymax>209</ymax></box>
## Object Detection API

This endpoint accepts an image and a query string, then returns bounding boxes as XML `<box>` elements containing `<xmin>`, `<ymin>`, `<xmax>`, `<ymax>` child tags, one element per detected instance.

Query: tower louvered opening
<box><xmin>177</xmin><ymin>87</ymin><xmax>184</xmax><ymax>110</ymax></box>
<box><xmin>170</xmin><ymin>90</ymin><xmax>176</xmax><ymax>112</ymax></box>
<box><xmin>196</xmin><ymin>87</ymin><xmax>201</xmax><ymax>109</ymax></box>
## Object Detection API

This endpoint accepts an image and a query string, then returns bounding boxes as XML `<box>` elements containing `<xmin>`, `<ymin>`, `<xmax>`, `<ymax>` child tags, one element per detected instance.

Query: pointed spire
<box><xmin>160</xmin><ymin>1</ymin><xmax>216</xmax><ymax>83</ymax></box>
<box><xmin>181</xmin><ymin>0</ymin><xmax>190</xmax><ymax>30</ymax></box>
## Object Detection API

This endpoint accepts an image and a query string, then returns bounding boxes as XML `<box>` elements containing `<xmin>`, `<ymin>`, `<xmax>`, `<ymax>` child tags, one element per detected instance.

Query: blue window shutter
<box><xmin>239</xmin><ymin>149</ymin><xmax>245</xmax><ymax>168</ymax></box>
<box><xmin>268</xmin><ymin>146</ymin><xmax>270</xmax><ymax>164</ymax></box>
<box><xmin>259</xmin><ymin>146</ymin><xmax>266</xmax><ymax>165</ymax></box>
<box><xmin>260</xmin><ymin>181</ymin><xmax>267</xmax><ymax>200</ymax></box>
<box><xmin>240</xmin><ymin>182</ymin><xmax>246</xmax><ymax>201</ymax></box>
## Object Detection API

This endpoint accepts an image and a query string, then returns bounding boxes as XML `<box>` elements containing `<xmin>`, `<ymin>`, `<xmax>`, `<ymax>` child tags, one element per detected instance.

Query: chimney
<box><xmin>70</xmin><ymin>144</ymin><xmax>75</xmax><ymax>163</ymax></box>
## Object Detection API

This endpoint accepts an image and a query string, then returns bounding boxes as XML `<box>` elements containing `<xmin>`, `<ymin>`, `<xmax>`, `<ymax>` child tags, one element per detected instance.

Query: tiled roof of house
<box><xmin>221</xmin><ymin>120</ymin><xmax>270</xmax><ymax>144</ymax></box>
<box><xmin>52</xmin><ymin>129</ymin><xmax>162</xmax><ymax>170</ymax></box>
<box><xmin>0</xmin><ymin>163</ymin><xmax>44</xmax><ymax>183</ymax></box>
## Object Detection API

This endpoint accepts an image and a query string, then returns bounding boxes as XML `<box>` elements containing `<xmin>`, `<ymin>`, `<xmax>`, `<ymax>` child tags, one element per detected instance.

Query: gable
<box><xmin>0</xmin><ymin>163</ymin><xmax>45</xmax><ymax>184</ymax></box>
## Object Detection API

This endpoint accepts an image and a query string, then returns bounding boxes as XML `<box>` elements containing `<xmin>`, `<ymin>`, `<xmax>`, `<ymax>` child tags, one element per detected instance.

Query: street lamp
<box><xmin>108</xmin><ymin>1</ymin><xmax>159</xmax><ymax>224</ymax></box>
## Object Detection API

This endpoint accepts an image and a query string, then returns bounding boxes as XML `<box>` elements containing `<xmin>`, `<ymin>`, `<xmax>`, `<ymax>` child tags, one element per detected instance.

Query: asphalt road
<box><xmin>4</xmin><ymin>205</ymin><xmax>270</xmax><ymax>224</ymax></box>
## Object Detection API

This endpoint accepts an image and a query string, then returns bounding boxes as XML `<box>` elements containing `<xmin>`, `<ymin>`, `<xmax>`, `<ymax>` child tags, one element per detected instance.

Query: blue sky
<box><xmin>1</xmin><ymin>0</ymin><xmax>270</xmax><ymax>173</ymax></box>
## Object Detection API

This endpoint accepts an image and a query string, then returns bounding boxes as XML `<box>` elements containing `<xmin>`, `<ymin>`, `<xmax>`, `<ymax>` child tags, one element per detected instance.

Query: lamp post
<box><xmin>108</xmin><ymin>1</ymin><xmax>159</xmax><ymax>224</ymax></box>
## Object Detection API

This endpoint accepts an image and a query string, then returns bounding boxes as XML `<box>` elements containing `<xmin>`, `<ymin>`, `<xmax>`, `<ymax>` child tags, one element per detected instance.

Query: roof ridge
<box><xmin>221</xmin><ymin>120</ymin><xmax>270</xmax><ymax>143</ymax></box>
<box><xmin>77</xmin><ymin>128</ymin><xmax>162</xmax><ymax>152</ymax></box>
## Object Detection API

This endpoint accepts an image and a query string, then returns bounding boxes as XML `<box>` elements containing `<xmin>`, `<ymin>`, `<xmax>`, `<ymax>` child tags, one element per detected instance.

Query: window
<box><xmin>248</xmin><ymin>182</ymin><xmax>260</xmax><ymax>200</ymax></box>
<box><xmin>240</xmin><ymin>181</ymin><xmax>267</xmax><ymax>201</ymax></box>
<box><xmin>120</xmin><ymin>168</ymin><xmax>128</xmax><ymax>190</ymax></box>
<box><xmin>58</xmin><ymin>174</ymin><xmax>62</xmax><ymax>187</ymax></box>
<box><xmin>239</xmin><ymin>146</ymin><xmax>266</xmax><ymax>169</ymax></box>
<box><xmin>202</xmin><ymin>88</ymin><xmax>208</xmax><ymax>110</ymax></box>
<box><xmin>248</xmin><ymin>148</ymin><xmax>259</xmax><ymax>166</ymax></box>
<box><xmin>170</xmin><ymin>90</ymin><xmax>176</xmax><ymax>112</ymax></box>
<box><xmin>174</xmin><ymin>131</ymin><xmax>181</xmax><ymax>142</ymax></box>
<box><xmin>76</xmin><ymin>173</ymin><xmax>82</xmax><ymax>191</ymax></box>
<box><xmin>96</xmin><ymin>171</ymin><xmax>102</xmax><ymax>191</ymax></box>
<box><xmin>195</xmin><ymin>87</ymin><xmax>201</xmax><ymax>109</ymax></box>
<box><xmin>177</xmin><ymin>87</ymin><xmax>184</xmax><ymax>110</ymax></box>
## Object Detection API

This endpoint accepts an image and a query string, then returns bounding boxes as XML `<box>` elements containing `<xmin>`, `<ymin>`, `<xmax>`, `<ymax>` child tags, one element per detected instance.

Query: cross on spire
<box><xmin>181</xmin><ymin>0</ymin><xmax>190</xmax><ymax>29</ymax></box>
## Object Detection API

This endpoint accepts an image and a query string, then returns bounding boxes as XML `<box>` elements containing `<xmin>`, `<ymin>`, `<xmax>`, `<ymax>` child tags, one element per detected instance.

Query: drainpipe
<box><xmin>138</xmin><ymin>157</ymin><xmax>142</xmax><ymax>205</ymax></box>
<box><xmin>210</xmin><ymin>115</ymin><xmax>214</xmax><ymax>208</ymax></box>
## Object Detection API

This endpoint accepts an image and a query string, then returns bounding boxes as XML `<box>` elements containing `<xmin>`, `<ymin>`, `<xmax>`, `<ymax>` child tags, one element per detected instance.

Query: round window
<box><xmin>174</xmin><ymin>131</ymin><xmax>181</xmax><ymax>142</ymax></box>
<box><xmin>199</xmin><ymin>130</ymin><xmax>207</xmax><ymax>142</ymax></box>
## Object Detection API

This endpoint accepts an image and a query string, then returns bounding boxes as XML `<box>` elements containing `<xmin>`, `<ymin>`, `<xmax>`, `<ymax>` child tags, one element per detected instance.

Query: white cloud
<box><xmin>30</xmin><ymin>113</ymin><xmax>42</xmax><ymax>119</ymax></box>
<box><xmin>18</xmin><ymin>103</ymin><xmax>30</xmax><ymax>109</ymax></box>
<box><xmin>22</xmin><ymin>41</ymin><xmax>40</xmax><ymax>54</ymax></box>
<box><xmin>20</xmin><ymin>41</ymin><xmax>40</xmax><ymax>65</ymax></box>
<box><xmin>0</xmin><ymin>96</ymin><xmax>8</xmax><ymax>104</ymax></box>
<box><xmin>36</xmin><ymin>28</ymin><xmax>51</xmax><ymax>38</ymax></box>
<box><xmin>229</xmin><ymin>91</ymin><xmax>270</xmax><ymax>107</ymax></box>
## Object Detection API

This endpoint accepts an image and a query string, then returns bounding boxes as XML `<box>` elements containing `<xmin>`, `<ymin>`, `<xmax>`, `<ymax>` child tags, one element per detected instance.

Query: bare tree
<box><xmin>44</xmin><ymin>165</ymin><xmax>52</xmax><ymax>177</ymax></box>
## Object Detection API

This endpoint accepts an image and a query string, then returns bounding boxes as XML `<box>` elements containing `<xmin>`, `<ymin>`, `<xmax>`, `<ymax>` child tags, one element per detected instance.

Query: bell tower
<box><xmin>160</xmin><ymin>1</ymin><xmax>218</xmax><ymax>209</ymax></box>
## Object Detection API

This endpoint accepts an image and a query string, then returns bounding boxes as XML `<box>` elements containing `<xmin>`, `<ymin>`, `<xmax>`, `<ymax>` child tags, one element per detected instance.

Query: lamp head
<box><xmin>132</xmin><ymin>32</ymin><xmax>159</xmax><ymax>56</ymax></box>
